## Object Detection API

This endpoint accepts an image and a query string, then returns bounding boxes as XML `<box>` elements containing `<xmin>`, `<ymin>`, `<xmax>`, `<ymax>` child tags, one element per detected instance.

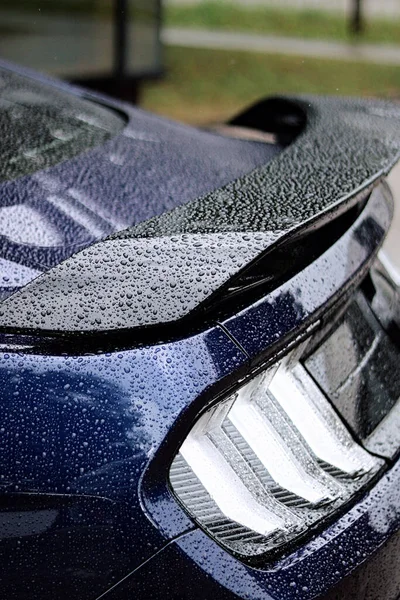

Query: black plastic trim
<box><xmin>0</xmin><ymin>95</ymin><xmax>399</xmax><ymax>335</ymax></box>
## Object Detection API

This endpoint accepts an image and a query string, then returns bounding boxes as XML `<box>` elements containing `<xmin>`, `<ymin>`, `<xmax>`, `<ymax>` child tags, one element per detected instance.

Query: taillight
<box><xmin>169</xmin><ymin>346</ymin><xmax>383</xmax><ymax>559</ymax></box>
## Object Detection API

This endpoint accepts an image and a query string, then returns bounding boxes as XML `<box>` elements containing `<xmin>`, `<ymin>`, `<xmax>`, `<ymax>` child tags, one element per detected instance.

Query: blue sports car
<box><xmin>0</xmin><ymin>61</ymin><xmax>399</xmax><ymax>600</ymax></box>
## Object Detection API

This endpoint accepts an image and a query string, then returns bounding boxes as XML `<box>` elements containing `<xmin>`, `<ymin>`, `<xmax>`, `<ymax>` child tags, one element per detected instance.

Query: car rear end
<box><xmin>118</xmin><ymin>181</ymin><xmax>400</xmax><ymax>600</ymax></box>
<box><xmin>0</xmin><ymin>63</ymin><xmax>399</xmax><ymax>599</ymax></box>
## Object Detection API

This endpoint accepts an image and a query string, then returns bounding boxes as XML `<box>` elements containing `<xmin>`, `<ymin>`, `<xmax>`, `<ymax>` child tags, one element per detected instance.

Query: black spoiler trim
<box><xmin>0</xmin><ymin>95</ymin><xmax>399</xmax><ymax>335</ymax></box>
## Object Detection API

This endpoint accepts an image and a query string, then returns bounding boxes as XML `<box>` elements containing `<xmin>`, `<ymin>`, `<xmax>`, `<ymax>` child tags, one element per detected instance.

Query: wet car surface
<box><xmin>0</xmin><ymin>61</ymin><xmax>399</xmax><ymax>599</ymax></box>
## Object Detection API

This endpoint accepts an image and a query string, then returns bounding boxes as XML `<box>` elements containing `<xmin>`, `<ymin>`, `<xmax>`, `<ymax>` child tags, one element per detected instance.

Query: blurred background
<box><xmin>0</xmin><ymin>0</ymin><xmax>399</xmax><ymax>125</ymax></box>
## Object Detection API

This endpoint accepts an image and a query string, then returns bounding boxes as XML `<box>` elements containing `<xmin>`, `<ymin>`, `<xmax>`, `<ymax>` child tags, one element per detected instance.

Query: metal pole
<box><xmin>350</xmin><ymin>0</ymin><xmax>363</xmax><ymax>35</ymax></box>
<box><xmin>114</xmin><ymin>0</ymin><xmax>127</xmax><ymax>83</ymax></box>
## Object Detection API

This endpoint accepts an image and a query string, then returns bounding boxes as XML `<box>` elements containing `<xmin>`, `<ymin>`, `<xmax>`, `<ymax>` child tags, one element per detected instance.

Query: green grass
<box><xmin>165</xmin><ymin>2</ymin><xmax>400</xmax><ymax>45</ymax></box>
<box><xmin>141</xmin><ymin>46</ymin><xmax>400</xmax><ymax>124</ymax></box>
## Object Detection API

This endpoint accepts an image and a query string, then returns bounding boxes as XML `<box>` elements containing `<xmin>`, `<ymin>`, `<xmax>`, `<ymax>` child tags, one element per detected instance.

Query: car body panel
<box><xmin>0</xmin><ymin>63</ymin><xmax>399</xmax><ymax>600</ymax></box>
<box><xmin>0</xmin><ymin>324</ymin><xmax>247</xmax><ymax>598</ymax></box>
<box><xmin>100</xmin><ymin>457</ymin><xmax>400</xmax><ymax>600</ymax></box>
<box><xmin>1</xmin><ymin>62</ymin><xmax>400</xmax><ymax>332</ymax></box>
<box><xmin>221</xmin><ymin>182</ymin><xmax>391</xmax><ymax>362</ymax></box>
<box><xmin>0</xmin><ymin>61</ymin><xmax>281</xmax><ymax>294</ymax></box>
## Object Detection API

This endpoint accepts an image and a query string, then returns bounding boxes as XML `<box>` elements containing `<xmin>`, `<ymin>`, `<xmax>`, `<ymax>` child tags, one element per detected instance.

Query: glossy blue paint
<box><xmin>0</xmin><ymin>62</ymin><xmax>399</xmax><ymax>600</ymax></box>
<box><xmin>98</xmin><ymin>457</ymin><xmax>400</xmax><ymax>600</ymax></box>
<box><xmin>0</xmin><ymin>61</ymin><xmax>280</xmax><ymax>291</ymax></box>
<box><xmin>0</xmin><ymin>493</ymin><xmax>132</xmax><ymax>599</ymax></box>
<box><xmin>0</xmin><ymin>325</ymin><xmax>247</xmax><ymax>598</ymax></box>
<box><xmin>221</xmin><ymin>183</ymin><xmax>391</xmax><ymax>363</ymax></box>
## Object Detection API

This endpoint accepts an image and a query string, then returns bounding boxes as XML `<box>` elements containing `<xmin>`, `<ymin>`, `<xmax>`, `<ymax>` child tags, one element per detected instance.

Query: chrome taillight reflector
<box><xmin>170</xmin><ymin>348</ymin><xmax>383</xmax><ymax>558</ymax></box>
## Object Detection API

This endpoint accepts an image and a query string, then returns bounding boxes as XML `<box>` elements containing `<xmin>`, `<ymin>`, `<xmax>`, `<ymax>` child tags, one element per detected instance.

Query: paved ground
<box><xmin>163</xmin><ymin>27</ymin><xmax>400</xmax><ymax>65</ymax></box>
<box><xmin>165</xmin><ymin>0</ymin><xmax>400</xmax><ymax>18</ymax></box>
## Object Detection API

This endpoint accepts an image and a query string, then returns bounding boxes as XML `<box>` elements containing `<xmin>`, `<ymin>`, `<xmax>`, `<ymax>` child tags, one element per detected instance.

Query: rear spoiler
<box><xmin>0</xmin><ymin>95</ymin><xmax>399</xmax><ymax>337</ymax></box>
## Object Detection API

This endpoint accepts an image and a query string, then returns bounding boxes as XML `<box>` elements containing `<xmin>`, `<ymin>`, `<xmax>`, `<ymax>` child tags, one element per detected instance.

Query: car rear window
<box><xmin>0</xmin><ymin>66</ymin><xmax>283</xmax><ymax>302</ymax></box>
<box><xmin>0</xmin><ymin>67</ymin><xmax>126</xmax><ymax>182</ymax></box>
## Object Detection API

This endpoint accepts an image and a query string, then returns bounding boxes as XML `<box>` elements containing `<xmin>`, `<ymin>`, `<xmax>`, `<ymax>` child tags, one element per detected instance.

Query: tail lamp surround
<box><xmin>169</xmin><ymin>346</ymin><xmax>383</xmax><ymax>559</ymax></box>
